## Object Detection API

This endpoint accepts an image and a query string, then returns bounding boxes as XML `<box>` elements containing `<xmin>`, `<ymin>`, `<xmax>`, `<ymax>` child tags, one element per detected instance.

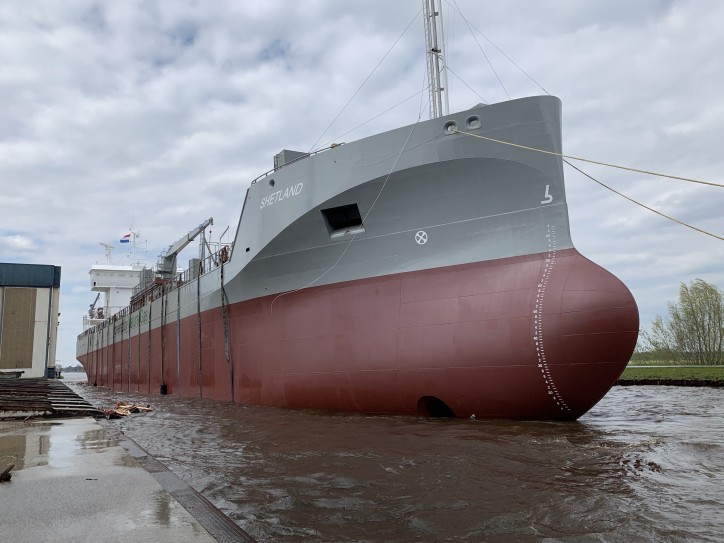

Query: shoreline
<box><xmin>616</xmin><ymin>365</ymin><xmax>724</xmax><ymax>387</ymax></box>
<box><xmin>616</xmin><ymin>378</ymin><xmax>724</xmax><ymax>387</ymax></box>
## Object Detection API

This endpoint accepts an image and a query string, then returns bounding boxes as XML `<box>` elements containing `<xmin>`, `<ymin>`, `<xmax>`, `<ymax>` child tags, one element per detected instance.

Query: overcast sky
<box><xmin>1</xmin><ymin>0</ymin><xmax>722</xmax><ymax>365</ymax></box>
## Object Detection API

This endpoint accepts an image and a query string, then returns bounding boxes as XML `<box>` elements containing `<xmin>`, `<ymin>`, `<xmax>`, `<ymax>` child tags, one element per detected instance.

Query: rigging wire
<box><xmin>563</xmin><ymin>159</ymin><xmax>724</xmax><ymax>242</ymax></box>
<box><xmin>447</xmin><ymin>0</ymin><xmax>551</xmax><ymax>96</ymax></box>
<box><xmin>446</xmin><ymin>65</ymin><xmax>488</xmax><ymax>104</ymax></box>
<box><xmin>321</xmin><ymin>86</ymin><xmax>429</xmax><ymax>149</ymax></box>
<box><xmin>446</xmin><ymin>1</ymin><xmax>456</xmax><ymax>102</ymax></box>
<box><xmin>308</xmin><ymin>8</ymin><xmax>423</xmax><ymax>154</ymax></box>
<box><xmin>449</xmin><ymin>0</ymin><xmax>510</xmax><ymax>100</ymax></box>
<box><xmin>271</xmin><ymin>61</ymin><xmax>430</xmax><ymax>311</ymax></box>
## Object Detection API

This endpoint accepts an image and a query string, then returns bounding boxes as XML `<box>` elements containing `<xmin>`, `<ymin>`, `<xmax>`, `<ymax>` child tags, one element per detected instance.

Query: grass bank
<box><xmin>618</xmin><ymin>365</ymin><xmax>724</xmax><ymax>384</ymax></box>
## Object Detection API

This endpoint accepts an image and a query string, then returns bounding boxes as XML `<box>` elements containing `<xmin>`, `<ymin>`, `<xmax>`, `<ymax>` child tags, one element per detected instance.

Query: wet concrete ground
<box><xmin>0</xmin><ymin>417</ymin><xmax>247</xmax><ymax>543</ymax></box>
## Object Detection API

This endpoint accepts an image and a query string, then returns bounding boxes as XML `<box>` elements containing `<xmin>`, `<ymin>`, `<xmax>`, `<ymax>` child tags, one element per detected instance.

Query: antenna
<box><xmin>125</xmin><ymin>226</ymin><xmax>144</xmax><ymax>268</ymax></box>
<box><xmin>423</xmin><ymin>0</ymin><xmax>450</xmax><ymax>118</ymax></box>
<box><xmin>99</xmin><ymin>242</ymin><xmax>114</xmax><ymax>264</ymax></box>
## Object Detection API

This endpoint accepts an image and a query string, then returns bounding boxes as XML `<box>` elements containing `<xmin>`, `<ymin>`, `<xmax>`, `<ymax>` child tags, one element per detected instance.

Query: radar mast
<box><xmin>423</xmin><ymin>0</ymin><xmax>450</xmax><ymax>118</ymax></box>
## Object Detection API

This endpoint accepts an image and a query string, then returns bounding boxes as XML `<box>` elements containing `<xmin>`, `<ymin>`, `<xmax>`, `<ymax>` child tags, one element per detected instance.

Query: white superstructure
<box><xmin>84</xmin><ymin>263</ymin><xmax>144</xmax><ymax>329</ymax></box>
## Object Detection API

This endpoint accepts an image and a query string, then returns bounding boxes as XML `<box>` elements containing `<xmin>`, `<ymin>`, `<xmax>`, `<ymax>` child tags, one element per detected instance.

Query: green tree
<box><xmin>642</xmin><ymin>279</ymin><xmax>724</xmax><ymax>365</ymax></box>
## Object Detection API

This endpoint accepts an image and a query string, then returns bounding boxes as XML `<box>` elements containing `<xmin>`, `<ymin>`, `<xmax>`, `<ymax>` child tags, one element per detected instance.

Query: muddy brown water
<box><xmin>65</xmin><ymin>374</ymin><xmax>723</xmax><ymax>542</ymax></box>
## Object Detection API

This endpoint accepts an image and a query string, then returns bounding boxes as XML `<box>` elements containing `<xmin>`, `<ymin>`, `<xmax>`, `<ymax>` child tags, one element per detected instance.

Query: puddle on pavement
<box><xmin>0</xmin><ymin>418</ymin><xmax>118</xmax><ymax>472</ymax></box>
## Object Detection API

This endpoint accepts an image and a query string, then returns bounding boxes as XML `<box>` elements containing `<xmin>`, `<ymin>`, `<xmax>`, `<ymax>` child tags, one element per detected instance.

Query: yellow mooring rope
<box><xmin>563</xmin><ymin>159</ymin><xmax>724</xmax><ymax>242</ymax></box>
<box><xmin>451</xmin><ymin>130</ymin><xmax>724</xmax><ymax>189</ymax></box>
<box><xmin>452</xmin><ymin>129</ymin><xmax>724</xmax><ymax>241</ymax></box>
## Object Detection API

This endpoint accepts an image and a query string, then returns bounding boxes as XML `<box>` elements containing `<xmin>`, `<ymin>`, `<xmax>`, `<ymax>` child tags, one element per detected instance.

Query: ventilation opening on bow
<box><xmin>321</xmin><ymin>203</ymin><xmax>365</xmax><ymax>240</ymax></box>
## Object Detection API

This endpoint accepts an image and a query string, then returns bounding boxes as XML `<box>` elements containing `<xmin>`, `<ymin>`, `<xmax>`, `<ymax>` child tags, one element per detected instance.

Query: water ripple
<box><xmin>72</xmin><ymin>382</ymin><xmax>724</xmax><ymax>542</ymax></box>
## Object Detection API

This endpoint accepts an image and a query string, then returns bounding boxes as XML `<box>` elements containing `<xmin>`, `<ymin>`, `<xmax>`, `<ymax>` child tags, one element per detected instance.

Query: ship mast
<box><xmin>423</xmin><ymin>0</ymin><xmax>450</xmax><ymax>119</ymax></box>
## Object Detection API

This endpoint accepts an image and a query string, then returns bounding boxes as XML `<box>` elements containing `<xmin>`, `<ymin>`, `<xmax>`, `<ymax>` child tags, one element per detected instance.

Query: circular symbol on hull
<box><xmin>415</xmin><ymin>230</ymin><xmax>428</xmax><ymax>245</ymax></box>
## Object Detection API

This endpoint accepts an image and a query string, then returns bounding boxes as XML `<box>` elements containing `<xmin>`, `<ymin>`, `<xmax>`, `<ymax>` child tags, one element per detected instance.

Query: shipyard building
<box><xmin>0</xmin><ymin>263</ymin><xmax>61</xmax><ymax>378</ymax></box>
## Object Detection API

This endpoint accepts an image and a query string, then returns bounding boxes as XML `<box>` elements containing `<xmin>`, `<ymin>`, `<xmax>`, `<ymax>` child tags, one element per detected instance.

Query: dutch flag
<box><xmin>120</xmin><ymin>232</ymin><xmax>132</xmax><ymax>244</ymax></box>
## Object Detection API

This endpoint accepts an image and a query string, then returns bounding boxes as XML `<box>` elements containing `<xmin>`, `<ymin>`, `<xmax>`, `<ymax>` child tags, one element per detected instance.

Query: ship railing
<box><xmin>78</xmin><ymin>244</ymin><xmax>233</xmax><ymax>341</ymax></box>
<box><xmin>249</xmin><ymin>143</ymin><xmax>343</xmax><ymax>185</ymax></box>
<box><xmin>82</xmin><ymin>315</ymin><xmax>104</xmax><ymax>329</ymax></box>
<box><xmin>85</xmin><ymin>305</ymin><xmax>128</xmax><ymax>321</ymax></box>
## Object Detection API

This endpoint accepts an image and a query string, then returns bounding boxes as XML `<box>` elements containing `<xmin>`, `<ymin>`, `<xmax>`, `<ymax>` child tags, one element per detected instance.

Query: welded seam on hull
<box><xmin>136</xmin><ymin>310</ymin><xmax>141</xmax><ymax>393</ymax></box>
<box><xmin>176</xmin><ymin>284</ymin><xmax>181</xmax><ymax>397</ymax></box>
<box><xmin>127</xmin><ymin>316</ymin><xmax>131</xmax><ymax>392</ymax></box>
<box><xmin>196</xmin><ymin>269</ymin><xmax>203</xmax><ymax>399</ymax></box>
<box><xmin>111</xmin><ymin>319</ymin><xmax>116</xmax><ymax>390</ymax></box>
<box><xmin>534</xmin><ymin>224</ymin><xmax>571</xmax><ymax>412</ymax></box>
<box><xmin>220</xmin><ymin>258</ymin><xmax>234</xmax><ymax>401</ymax></box>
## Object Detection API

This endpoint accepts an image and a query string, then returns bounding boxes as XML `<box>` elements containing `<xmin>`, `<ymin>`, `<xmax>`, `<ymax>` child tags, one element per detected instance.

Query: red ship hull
<box><xmin>79</xmin><ymin>248</ymin><xmax>638</xmax><ymax>420</ymax></box>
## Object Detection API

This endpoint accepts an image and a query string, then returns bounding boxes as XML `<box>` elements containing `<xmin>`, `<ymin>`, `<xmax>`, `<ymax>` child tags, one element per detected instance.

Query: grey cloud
<box><xmin>1</xmin><ymin>0</ymin><xmax>721</xmax><ymax>362</ymax></box>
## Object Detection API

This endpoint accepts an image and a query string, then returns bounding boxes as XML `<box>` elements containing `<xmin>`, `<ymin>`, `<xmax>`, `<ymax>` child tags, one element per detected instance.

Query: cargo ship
<box><xmin>76</xmin><ymin>5</ymin><xmax>638</xmax><ymax>420</ymax></box>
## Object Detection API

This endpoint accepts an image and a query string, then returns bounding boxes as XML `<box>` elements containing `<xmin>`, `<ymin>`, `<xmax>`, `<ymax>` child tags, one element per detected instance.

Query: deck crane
<box><xmin>88</xmin><ymin>292</ymin><xmax>101</xmax><ymax>318</ymax></box>
<box><xmin>155</xmin><ymin>217</ymin><xmax>213</xmax><ymax>280</ymax></box>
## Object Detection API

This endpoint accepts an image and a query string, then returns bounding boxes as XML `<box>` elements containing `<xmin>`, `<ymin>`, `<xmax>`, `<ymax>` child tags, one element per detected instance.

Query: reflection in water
<box><xmin>61</xmin><ymin>372</ymin><xmax>88</xmax><ymax>382</ymax></box>
<box><xmin>154</xmin><ymin>490</ymin><xmax>172</xmax><ymax>527</ymax></box>
<box><xmin>0</xmin><ymin>420</ymin><xmax>120</xmax><ymax>472</ymax></box>
<box><xmin>75</xmin><ymin>428</ymin><xmax>118</xmax><ymax>450</ymax></box>
<box><xmin>48</xmin><ymin>423</ymin><xmax>79</xmax><ymax>469</ymax></box>
<box><xmin>71</xmin><ymin>382</ymin><xmax>724</xmax><ymax>542</ymax></box>
<box><xmin>0</xmin><ymin>423</ymin><xmax>52</xmax><ymax>470</ymax></box>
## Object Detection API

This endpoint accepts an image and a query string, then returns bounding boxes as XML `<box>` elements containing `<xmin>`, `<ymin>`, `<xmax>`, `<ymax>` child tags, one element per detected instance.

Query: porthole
<box><xmin>268</xmin><ymin>179</ymin><xmax>275</xmax><ymax>188</ymax></box>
